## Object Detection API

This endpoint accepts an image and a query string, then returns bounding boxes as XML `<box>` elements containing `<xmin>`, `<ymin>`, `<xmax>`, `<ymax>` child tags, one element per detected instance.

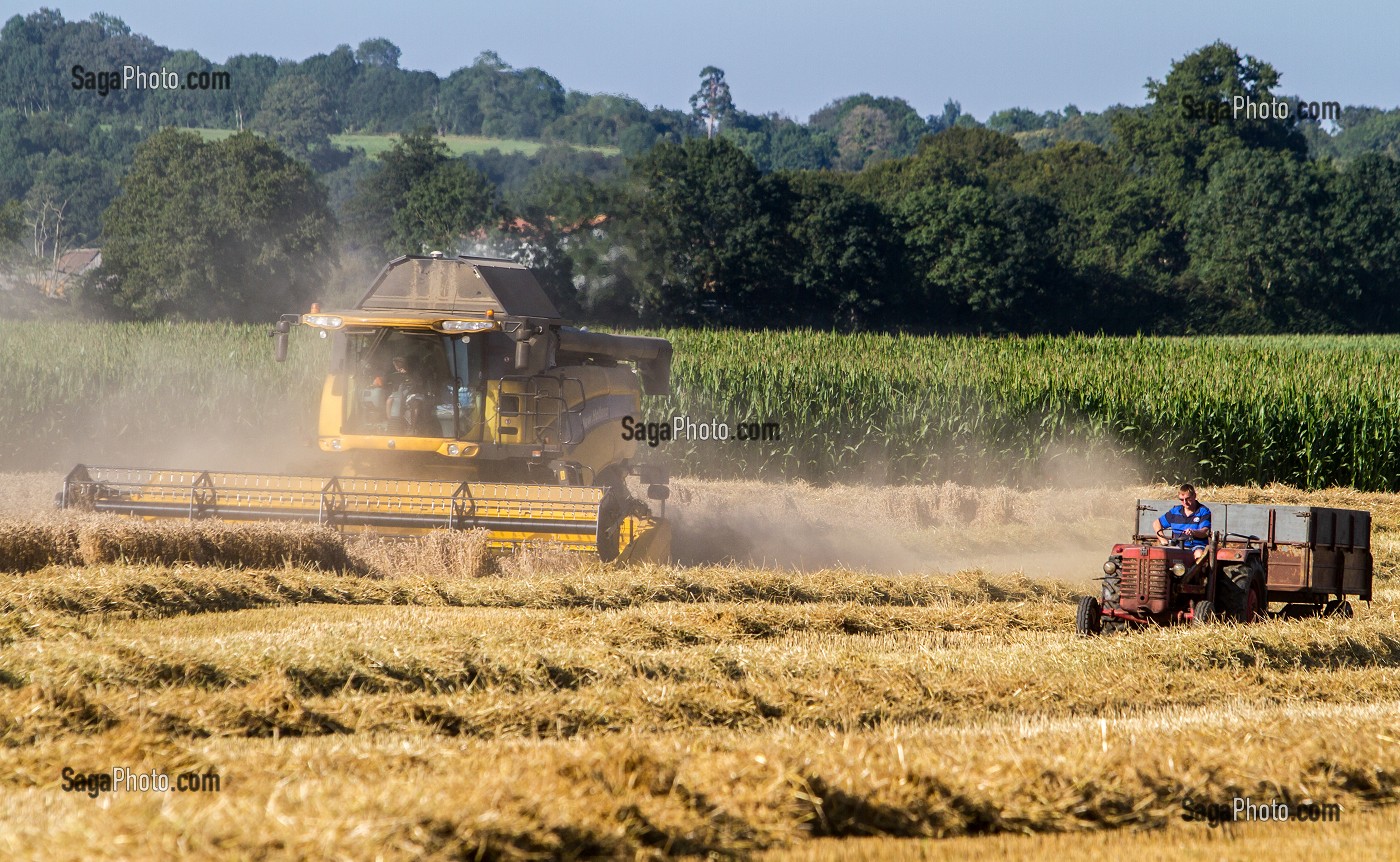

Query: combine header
<box><xmin>60</xmin><ymin>255</ymin><xmax>673</xmax><ymax>563</ymax></box>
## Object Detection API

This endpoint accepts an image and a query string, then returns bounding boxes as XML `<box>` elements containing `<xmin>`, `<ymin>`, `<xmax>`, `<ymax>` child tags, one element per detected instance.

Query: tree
<box><xmin>722</xmin><ymin>114</ymin><xmax>837</xmax><ymax>172</ymax></box>
<box><xmin>544</xmin><ymin>93</ymin><xmax>650</xmax><ymax>147</ymax></box>
<box><xmin>138</xmin><ymin>48</ymin><xmax>218</xmax><ymax>128</ymax></box>
<box><xmin>481</xmin><ymin>66</ymin><xmax>565</xmax><ymax>138</ymax></box>
<box><xmin>617</xmin><ymin>107</ymin><xmax>692</xmax><ymax>156</ymax></box>
<box><xmin>927</xmin><ymin>99</ymin><xmax>962</xmax><ymax>134</ymax></box>
<box><xmin>24</xmin><ymin>194</ymin><xmax>67</xmax><ymax>264</ymax></box>
<box><xmin>1185</xmin><ymin>148</ymin><xmax>1332</xmax><ymax>330</ymax></box>
<box><xmin>621</xmin><ymin>137</ymin><xmax>792</xmax><ymax>326</ymax></box>
<box><xmin>436</xmin><ymin>53</ymin><xmax>565</xmax><ymax>139</ymax></box>
<box><xmin>94</xmin><ymin>129</ymin><xmax>335</xmax><ymax>320</ymax></box>
<box><xmin>987</xmin><ymin>107</ymin><xmax>1044</xmax><ymax>134</ymax></box>
<box><xmin>355</xmin><ymin>37</ymin><xmax>401</xmax><ymax>69</ymax></box>
<box><xmin>1322</xmin><ymin>154</ymin><xmax>1400</xmax><ymax>330</ymax></box>
<box><xmin>899</xmin><ymin>183</ymin><xmax>1064</xmax><ymax>330</ymax></box>
<box><xmin>252</xmin><ymin>75</ymin><xmax>336</xmax><ymax>161</ymax></box>
<box><xmin>994</xmin><ymin>142</ymin><xmax>1173</xmax><ymax>322</ymax></box>
<box><xmin>835</xmin><ymin>104</ymin><xmax>895</xmax><ymax>170</ymax></box>
<box><xmin>344</xmin><ymin>66</ymin><xmax>438</xmax><ymax>133</ymax></box>
<box><xmin>391</xmin><ymin>160</ymin><xmax>499</xmax><ymax>254</ymax></box>
<box><xmin>689</xmin><ymin>66</ymin><xmax>734</xmax><ymax>138</ymax></box>
<box><xmin>1113</xmin><ymin>40</ymin><xmax>1308</xmax><ymax>259</ymax></box>
<box><xmin>766</xmin><ymin>120</ymin><xmax>836</xmax><ymax>170</ymax></box>
<box><xmin>437</xmin><ymin>62</ymin><xmax>490</xmax><ymax>135</ymax></box>
<box><xmin>784</xmin><ymin>172</ymin><xmax>899</xmax><ymax>328</ymax></box>
<box><xmin>347</xmin><ymin>127</ymin><xmax>451</xmax><ymax>255</ymax></box>
<box><xmin>1330</xmin><ymin>110</ymin><xmax>1400</xmax><ymax>160</ymax></box>
<box><xmin>294</xmin><ymin>43</ymin><xmax>357</xmax><ymax>126</ymax></box>
<box><xmin>0</xmin><ymin>9</ymin><xmax>166</xmax><ymax>116</ymax></box>
<box><xmin>809</xmin><ymin>94</ymin><xmax>929</xmax><ymax>159</ymax></box>
<box><xmin>223</xmin><ymin>53</ymin><xmax>281</xmax><ymax>130</ymax></box>
<box><xmin>0</xmin><ymin>199</ymin><xmax>21</xmax><ymax>244</ymax></box>
<box><xmin>852</xmin><ymin>126</ymin><xmax>1022</xmax><ymax>205</ymax></box>
<box><xmin>26</xmin><ymin>152</ymin><xmax>117</xmax><ymax>250</ymax></box>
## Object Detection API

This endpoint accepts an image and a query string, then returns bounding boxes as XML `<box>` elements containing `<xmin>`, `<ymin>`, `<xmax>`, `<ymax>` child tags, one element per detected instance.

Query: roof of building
<box><xmin>54</xmin><ymin>248</ymin><xmax>101</xmax><ymax>274</ymax></box>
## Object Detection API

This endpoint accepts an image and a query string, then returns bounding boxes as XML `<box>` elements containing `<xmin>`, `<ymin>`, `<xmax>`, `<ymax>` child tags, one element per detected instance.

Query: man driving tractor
<box><xmin>1155</xmin><ymin>483</ymin><xmax>1212</xmax><ymax>560</ymax></box>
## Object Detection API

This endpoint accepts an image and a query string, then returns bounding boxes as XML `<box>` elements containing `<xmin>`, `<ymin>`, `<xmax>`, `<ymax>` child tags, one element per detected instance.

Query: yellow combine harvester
<box><xmin>60</xmin><ymin>254</ymin><xmax>673</xmax><ymax>562</ymax></box>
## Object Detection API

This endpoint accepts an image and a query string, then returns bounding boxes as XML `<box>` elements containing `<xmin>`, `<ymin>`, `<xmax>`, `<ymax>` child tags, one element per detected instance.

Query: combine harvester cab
<box><xmin>60</xmin><ymin>254</ymin><xmax>674</xmax><ymax>564</ymax></box>
<box><xmin>1078</xmin><ymin>499</ymin><xmax>1372</xmax><ymax>635</ymax></box>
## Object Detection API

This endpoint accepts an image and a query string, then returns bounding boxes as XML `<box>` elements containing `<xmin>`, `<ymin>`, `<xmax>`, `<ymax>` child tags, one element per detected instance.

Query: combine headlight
<box><xmin>330</xmin><ymin>438</ymin><xmax>342</xmax><ymax>451</ymax></box>
<box><xmin>1171</xmin><ymin>562</ymin><xmax>1187</xmax><ymax>577</ymax></box>
<box><xmin>447</xmin><ymin>444</ymin><xmax>460</xmax><ymax>456</ymax></box>
<box><xmin>303</xmin><ymin>314</ymin><xmax>344</xmax><ymax>329</ymax></box>
<box><xmin>1102</xmin><ymin>560</ymin><xmax>1118</xmax><ymax>575</ymax></box>
<box><xmin>435</xmin><ymin>319</ymin><xmax>496</xmax><ymax>333</ymax></box>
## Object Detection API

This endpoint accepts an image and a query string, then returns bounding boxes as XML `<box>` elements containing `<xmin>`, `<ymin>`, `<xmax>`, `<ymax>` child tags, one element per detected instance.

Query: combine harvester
<box><xmin>59</xmin><ymin>254</ymin><xmax>673</xmax><ymax>563</ymax></box>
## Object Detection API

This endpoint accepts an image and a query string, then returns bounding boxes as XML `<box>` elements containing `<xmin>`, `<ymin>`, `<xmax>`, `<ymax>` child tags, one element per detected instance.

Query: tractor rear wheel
<box><xmin>1076</xmin><ymin>596</ymin><xmax>1103</xmax><ymax>636</ymax></box>
<box><xmin>1191</xmin><ymin>599</ymin><xmax>1215</xmax><ymax>625</ymax></box>
<box><xmin>1244</xmin><ymin>578</ymin><xmax>1266</xmax><ymax>623</ymax></box>
<box><xmin>1221</xmin><ymin>563</ymin><xmax>1267</xmax><ymax>623</ymax></box>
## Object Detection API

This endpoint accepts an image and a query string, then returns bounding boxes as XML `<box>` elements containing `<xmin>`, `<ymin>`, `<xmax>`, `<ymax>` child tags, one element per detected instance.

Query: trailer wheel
<box><xmin>1191</xmin><ymin>599</ymin><xmax>1215</xmax><ymax>625</ymax></box>
<box><xmin>1324</xmin><ymin>599</ymin><xmax>1354</xmax><ymax>619</ymax></box>
<box><xmin>1076</xmin><ymin>596</ymin><xmax>1103</xmax><ymax>636</ymax></box>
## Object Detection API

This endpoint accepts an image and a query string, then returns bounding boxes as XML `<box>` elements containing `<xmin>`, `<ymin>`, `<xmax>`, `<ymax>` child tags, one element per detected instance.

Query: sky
<box><xmin>11</xmin><ymin>0</ymin><xmax>1400</xmax><ymax>121</ymax></box>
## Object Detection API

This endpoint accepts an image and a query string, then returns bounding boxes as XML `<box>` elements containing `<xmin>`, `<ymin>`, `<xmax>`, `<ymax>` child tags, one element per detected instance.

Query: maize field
<box><xmin>3</xmin><ymin>321</ymin><xmax>1399</xmax><ymax>489</ymax></box>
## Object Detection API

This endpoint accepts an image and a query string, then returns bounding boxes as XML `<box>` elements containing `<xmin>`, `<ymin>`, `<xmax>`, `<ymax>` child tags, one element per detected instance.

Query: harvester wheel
<box><xmin>1076</xmin><ymin>596</ymin><xmax>1103</xmax><ymax>637</ymax></box>
<box><xmin>1191</xmin><ymin>599</ymin><xmax>1216</xmax><ymax>625</ymax></box>
<box><xmin>1101</xmin><ymin>571</ymin><xmax>1125</xmax><ymax>634</ymax></box>
<box><xmin>596</xmin><ymin>489</ymin><xmax>625</xmax><ymax>564</ymax></box>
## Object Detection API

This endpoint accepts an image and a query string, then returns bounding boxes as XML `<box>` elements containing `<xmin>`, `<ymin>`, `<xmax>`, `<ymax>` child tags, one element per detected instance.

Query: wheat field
<box><xmin>1</xmin><ymin>472</ymin><xmax>1397</xmax><ymax>859</ymax></box>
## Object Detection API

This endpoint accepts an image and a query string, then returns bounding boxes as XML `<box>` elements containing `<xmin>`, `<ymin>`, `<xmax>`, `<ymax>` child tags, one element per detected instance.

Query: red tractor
<box><xmin>1077</xmin><ymin>499</ymin><xmax>1372</xmax><ymax>635</ymax></box>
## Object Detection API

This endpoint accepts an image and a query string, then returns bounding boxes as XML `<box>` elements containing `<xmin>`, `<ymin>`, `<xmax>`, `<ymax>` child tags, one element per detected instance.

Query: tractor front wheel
<box><xmin>1192</xmin><ymin>599</ymin><xmax>1216</xmax><ymax>625</ymax></box>
<box><xmin>1076</xmin><ymin>596</ymin><xmax>1103</xmax><ymax>636</ymax></box>
<box><xmin>1101</xmin><ymin>571</ymin><xmax>1125</xmax><ymax>634</ymax></box>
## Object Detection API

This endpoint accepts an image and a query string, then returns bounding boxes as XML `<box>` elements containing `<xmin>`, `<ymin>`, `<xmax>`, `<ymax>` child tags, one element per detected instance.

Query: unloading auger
<box><xmin>60</xmin><ymin>254</ymin><xmax>673</xmax><ymax>563</ymax></box>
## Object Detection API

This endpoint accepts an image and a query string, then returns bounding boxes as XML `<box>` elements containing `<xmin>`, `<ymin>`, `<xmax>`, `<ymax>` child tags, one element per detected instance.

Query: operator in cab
<box><xmin>1155</xmin><ymin>483</ymin><xmax>1212</xmax><ymax>560</ymax></box>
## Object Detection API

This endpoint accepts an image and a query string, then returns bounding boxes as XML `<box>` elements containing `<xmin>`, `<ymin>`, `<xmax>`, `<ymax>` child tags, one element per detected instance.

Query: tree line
<box><xmin>3</xmin><ymin>10</ymin><xmax>1400</xmax><ymax>333</ymax></box>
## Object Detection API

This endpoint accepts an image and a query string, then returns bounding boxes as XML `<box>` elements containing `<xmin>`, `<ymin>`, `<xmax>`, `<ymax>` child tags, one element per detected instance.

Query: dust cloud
<box><xmin>47</xmin><ymin>379</ymin><xmax>330</xmax><ymax>478</ymax></box>
<box><xmin>668</xmin><ymin>478</ymin><xmax>1144</xmax><ymax>582</ymax></box>
<box><xmin>8</xmin><ymin>465</ymin><xmax>1163</xmax><ymax>584</ymax></box>
<box><xmin>665</xmin><ymin>436</ymin><xmax>1156</xmax><ymax>580</ymax></box>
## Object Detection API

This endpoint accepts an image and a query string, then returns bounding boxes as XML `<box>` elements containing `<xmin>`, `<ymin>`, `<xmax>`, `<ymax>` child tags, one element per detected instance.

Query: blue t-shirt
<box><xmin>1159</xmin><ymin>504</ymin><xmax>1212</xmax><ymax>550</ymax></box>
